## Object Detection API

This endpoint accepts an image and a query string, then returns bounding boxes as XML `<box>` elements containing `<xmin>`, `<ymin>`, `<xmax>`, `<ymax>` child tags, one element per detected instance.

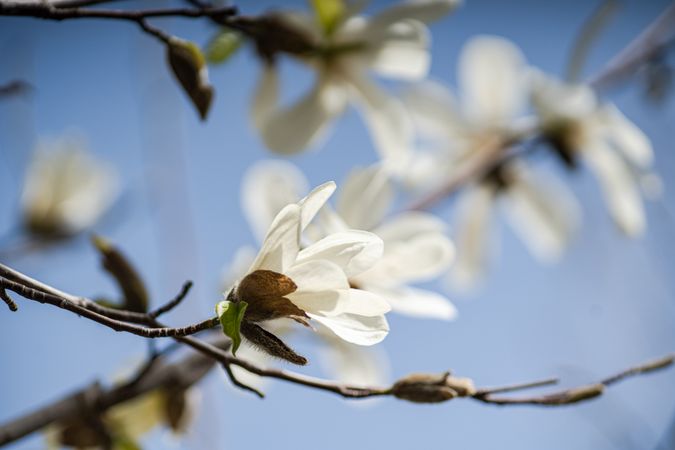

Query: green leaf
<box><xmin>91</xmin><ymin>235</ymin><xmax>149</xmax><ymax>313</ymax></box>
<box><xmin>205</xmin><ymin>30</ymin><xmax>242</xmax><ymax>65</ymax></box>
<box><xmin>216</xmin><ymin>300</ymin><xmax>248</xmax><ymax>355</ymax></box>
<box><xmin>166</xmin><ymin>38</ymin><xmax>214</xmax><ymax>120</ymax></box>
<box><xmin>310</xmin><ymin>0</ymin><xmax>345</xmax><ymax>35</ymax></box>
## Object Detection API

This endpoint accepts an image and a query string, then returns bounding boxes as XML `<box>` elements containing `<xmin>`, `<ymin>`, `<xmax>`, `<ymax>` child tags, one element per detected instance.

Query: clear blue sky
<box><xmin>1</xmin><ymin>1</ymin><xmax>674</xmax><ymax>449</ymax></box>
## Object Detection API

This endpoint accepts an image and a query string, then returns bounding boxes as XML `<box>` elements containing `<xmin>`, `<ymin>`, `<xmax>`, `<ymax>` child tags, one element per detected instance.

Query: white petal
<box><xmin>403</xmin><ymin>80</ymin><xmax>464</xmax><ymax>140</ymax></box>
<box><xmin>229</xmin><ymin>343</ymin><xmax>273</xmax><ymax>394</ymax></box>
<box><xmin>258</xmin><ymin>79</ymin><xmax>347</xmax><ymax>154</ymax></box>
<box><xmin>452</xmin><ymin>184</ymin><xmax>496</xmax><ymax>288</ymax></box>
<box><xmin>297</xmin><ymin>230</ymin><xmax>383</xmax><ymax>277</ymax></box>
<box><xmin>356</xmin><ymin>231</ymin><xmax>454</xmax><ymax>285</ymax></box>
<box><xmin>309</xmin><ymin>312</ymin><xmax>389</xmax><ymax>345</ymax></box>
<box><xmin>368</xmin><ymin>21</ymin><xmax>430</xmax><ymax>80</ymax></box>
<box><xmin>337</xmin><ymin>164</ymin><xmax>393</xmax><ymax>230</ymax></box>
<box><xmin>249</xmin><ymin>204</ymin><xmax>301</xmax><ymax>273</ymax></box>
<box><xmin>502</xmin><ymin>164</ymin><xmax>580</xmax><ymax>262</ymax></box>
<box><xmin>251</xmin><ymin>64</ymin><xmax>278</xmax><ymax>131</ymax></box>
<box><xmin>298</xmin><ymin>181</ymin><xmax>337</xmax><ymax>230</ymax></box>
<box><xmin>459</xmin><ymin>35</ymin><xmax>527</xmax><ymax>124</ymax></box>
<box><xmin>285</xmin><ymin>259</ymin><xmax>349</xmax><ymax>293</ymax></box>
<box><xmin>241</xmin><ymin>160</ymin><xmax>308</xmax><ymax>241</ymax></box>
<box><xmin>346</xmin><ymin>70</ymin><xmax>413</xmax><ymax>172</ymax></box>
<box><xmin>602</xmin><ymin>104</ymin><xmax>653</xmax><ymax>168</ymax></box>
<box><xmin>290</xmin><ymin>288</ymin><xmax>390</xmax><ymax>318</ymax></box>
<box><xmin>364</xmin><ymin>284</ymin><xmax>457</xmax><ymax>320</ymax></box>
<box><xmin>585</xmin><ymin>140</ymin><xmax>646</xmax><ymax>237</ymax></box>
<box><xmin>318</xmin><ymin>337</ymin><xmax>390</xmax><ymax>386</ymax></box>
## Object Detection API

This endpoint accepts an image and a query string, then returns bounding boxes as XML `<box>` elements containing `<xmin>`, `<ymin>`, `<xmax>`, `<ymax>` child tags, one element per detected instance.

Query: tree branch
<box><xmin>0</xmin><ymin>1</ymin><xmax>237</xmax><ymax>44</ymax></box>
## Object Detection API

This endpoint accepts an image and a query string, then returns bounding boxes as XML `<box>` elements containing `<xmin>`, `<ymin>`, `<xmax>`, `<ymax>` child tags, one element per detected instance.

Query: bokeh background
<box><xmin>1</xmin><ymin>0</ymin><xmax>675</xmax><ymax>449</ymax></box>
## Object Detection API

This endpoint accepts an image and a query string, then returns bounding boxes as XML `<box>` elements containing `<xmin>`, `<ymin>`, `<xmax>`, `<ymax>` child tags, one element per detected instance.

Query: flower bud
<box><xmin>392</xmin><ymin>372</ymin><xmax>475</xmax><ymax>404</ymax></box>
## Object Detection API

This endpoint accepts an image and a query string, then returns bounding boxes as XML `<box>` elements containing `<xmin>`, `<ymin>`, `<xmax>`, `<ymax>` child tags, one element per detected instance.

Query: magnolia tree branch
<box><xmin>0</xmin><ymin>1</ymin><xmax>237</xmax><ymax>44</ymax></box>
<box><xmin>0</xmin><ymin>262</ymin><xmax>672</xmax><ymax>421</ymax></box>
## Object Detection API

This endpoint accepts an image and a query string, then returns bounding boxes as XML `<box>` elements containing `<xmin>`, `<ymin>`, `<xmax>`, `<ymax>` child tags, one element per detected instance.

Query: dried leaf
<box><xmin>91</xmin><ymin>235</ymin><xmax>149</xmax><ymax>313</ymax></box>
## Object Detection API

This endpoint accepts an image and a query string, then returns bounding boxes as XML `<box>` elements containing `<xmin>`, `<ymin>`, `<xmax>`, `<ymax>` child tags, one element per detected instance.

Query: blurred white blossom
<box><xmin>231</xmin><ymin>181</ymin><xmax>391</xmax><ymax>345</ymax></box>
<box><xmin>21</xmin><ymin>134</ymin><xmax>118</xmax><ymax>238</ymax></box>
<box><xmin>251</xmin><ymin>0</ymin><xmax>458</xmax><ymax>170</ymax></box>
<box><xmin>403</xmin><ymin>36</ymin><xmax>579</xmax><ymax>287</ymax></box>
<box><xmin>531</xmin><ymin>71</ymin><xmax>656</xmax><ymax>237</ymax></box>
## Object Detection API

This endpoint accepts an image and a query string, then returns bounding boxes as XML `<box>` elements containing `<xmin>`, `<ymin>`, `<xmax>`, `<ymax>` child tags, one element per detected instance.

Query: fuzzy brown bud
<box><xmin>392</xmin><ymin>372</ymin><xmax>475</xmax><ymax>404</ymax></box>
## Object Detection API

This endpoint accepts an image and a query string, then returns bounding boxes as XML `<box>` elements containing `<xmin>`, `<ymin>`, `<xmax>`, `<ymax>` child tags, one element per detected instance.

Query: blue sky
<box><xmin>1</xmin><ymin>1</ymin><xmax>675</xmax><ymax>449</ymax></box>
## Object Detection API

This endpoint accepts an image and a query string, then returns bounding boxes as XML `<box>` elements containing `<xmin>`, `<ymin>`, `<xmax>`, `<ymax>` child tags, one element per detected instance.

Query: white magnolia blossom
<box><xmin>21</xmin><ymin>135</ymin><xmax>118</xmax><ymax>237</ymax></box>
<box><xmin>241</xmin><ymin>159</ymin><xmax>456</xmax><ymax>320</ymax></box>
<box><xmin>531</xmin><ymin>72</ymin><xmax>655</xmax><ymax>237</ymax></box>
<box><xmin>234</xmin><ymin>180</ymin><xmax>391</xmax><ymax>345</ymax></box>
<box><xmin>403</xmin><ymin>36</ymin><xmax>580</xmax><ymax>287</ymax></box>
<box><xmin>251</xmin><ymin>0</ymin><xmax>458</xmax><ymax>170</ymax></box>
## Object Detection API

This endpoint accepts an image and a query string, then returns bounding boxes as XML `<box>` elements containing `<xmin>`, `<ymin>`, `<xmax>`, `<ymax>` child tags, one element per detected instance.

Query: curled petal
<box><xmin>459</xmin><ymin>35</ymin><xmax>527</xmax><ymax>125</ymax></box>
<box><xmin>297</xmin><ymin>230</ymin><xmax>384</xmax><ymax>277</ymax></box>
<box><xmin>309</xmin><ymin>312</ymin><xmax>389</xmax><ymax>346</ymax></box>
<box><xmin>298</xmin><ymin>181</ymin><xmax>337</xmax><ymax>231</ymax></box>
<box><xmin>366</xmin><ymin>0</ymin><xmax>459</xmax><ymax>34</ymax></box>
<box><xmin>249</xmin><ymin>204</ymin><xmax>301</xmax><ymax>274</ymax></box>
<box><xmin>285</xmin><ymin>259</ymin><xmax>350</xmax><ymax>293</ymax></box>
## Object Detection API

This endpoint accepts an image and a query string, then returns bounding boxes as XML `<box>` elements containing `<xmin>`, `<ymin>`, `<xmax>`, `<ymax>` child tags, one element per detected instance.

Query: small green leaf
<box><xmin>310</xmin><ymin>0</ymin><xmax>345</xmax><ymax>35</ymax></box>
<box><xmin>166</xmin><ymin>38</ymin><xmax>214</xmax><ymax>120</ymax></box>
<box><xmin>216</xmin><ymin>300</ymin><xmax>248</xmax><ymax>355</ymax></box>
<box><xmin>92</xmin><ymin>235</ymin><xmax>149</xmax><ymax>313</ymax></box>
<box><xmin>205</xmin><ymin>30</ymin><xmax>242</xmax><ymax>65</ymax></box>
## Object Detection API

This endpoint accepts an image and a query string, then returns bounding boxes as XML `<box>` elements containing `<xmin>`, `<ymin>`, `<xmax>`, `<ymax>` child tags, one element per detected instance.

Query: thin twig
<box><xmin>0</xmin><ymin>287</ymin><xmax>17</xmax><ymax>311</ymax></box>
<box><xmin>475</xmin><ymin>377</ymin><xmax>559</xmax><ymax>396</ymax></box>
<box><xmin>0</xmin><ymin>276</ymin><xmax>219</xmax><ymax>338</ymax></box>
<box><xmin>566</xmin><ymin>0</ymin><xmax>619</xmax><ymax>82</ymax></box>
<box><xmin>149</xmin><ymin>280</ymin><xmax>193</xmax><ymax>319</ymax></box>
<box><xmin>590</xmin><ymin>2</ymin><xmax>675</xmax><ymax>90</ymax></box>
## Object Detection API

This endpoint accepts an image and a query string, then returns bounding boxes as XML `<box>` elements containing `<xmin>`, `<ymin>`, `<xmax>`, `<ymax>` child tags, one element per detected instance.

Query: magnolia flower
<box><xmin>402</xmin><ymin>36</ymin><xmax>580</xmax><ymax>287</ymax></box>
<box><xmin>241</xmin><ymin>159</ymin><xmax>456</xmax><ymax>320</ymax></box>
<box><xmin>224</xmin><ymin>246</ymin><xmax>389</xmax><ymax>387</ymax></box>
<box><xmin>223</xmin><ymin>180</ymin><xmax>390</xmax><ymax>365</ymax></box>
<box><xmin>530</xmin><ymin>72</ymin><xmax>655</xmax><ymax>237</ymax></box>
<box><xmin>21</xmin><ymin>135</ymin><xmax>118</xmax><ymax>238</ymax></box>
<box><xmin>251</xmin><ymin>0</ymin><xmax>458</xmax><ymax>170</ymax></box>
